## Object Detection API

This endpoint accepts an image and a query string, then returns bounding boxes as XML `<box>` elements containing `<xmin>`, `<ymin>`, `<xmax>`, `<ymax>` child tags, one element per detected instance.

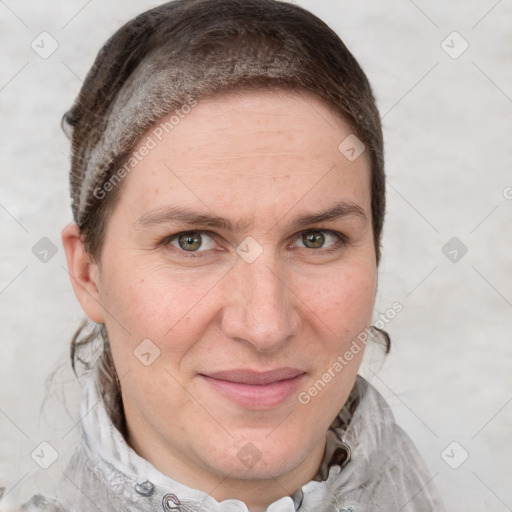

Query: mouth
<box><xmin>199</xmin><ymin>368</ymin><xmax>306</xmax><ymax>409</ymax></box>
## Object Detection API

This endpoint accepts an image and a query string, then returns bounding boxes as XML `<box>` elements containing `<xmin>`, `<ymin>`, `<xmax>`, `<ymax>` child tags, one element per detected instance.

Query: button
<box><xmin>267</xmin><ymin>496</ymin><xmax>296</xmax><ymax>512</ymax></box>
<box><xmin>162</xmin><ymin>493</ymin><xmax>182</xmax><ymax>511</ymax></box>
<box><xmin>134</xmin><ymin>480</ymin><xmax>155</xmax><ymax>496</ymax></box>
<box><xmin>217</xmin><ymin>499</ymin><xmax>250</xmax><ymax>511</ymax></box>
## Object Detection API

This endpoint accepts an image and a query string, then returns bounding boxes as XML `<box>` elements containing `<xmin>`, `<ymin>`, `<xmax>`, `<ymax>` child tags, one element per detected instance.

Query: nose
<box><xmin>220</xmin><ymin>254</ymin><xmax>301</xmax><ymax>353</ymax></box>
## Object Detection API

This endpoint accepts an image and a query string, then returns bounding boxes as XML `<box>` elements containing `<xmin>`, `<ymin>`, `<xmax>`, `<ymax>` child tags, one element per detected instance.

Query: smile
<box><xmin>199</xmin><ymin>368</ymin><xmax>306</xmax><ymax>409</ymax></box>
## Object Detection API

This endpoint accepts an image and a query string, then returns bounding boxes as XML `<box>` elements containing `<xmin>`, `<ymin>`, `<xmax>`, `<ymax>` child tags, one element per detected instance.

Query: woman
<box><xmin>13</xmin><ymin>0</ymin><xmax>444</xmax><ymax>510</ymax></box>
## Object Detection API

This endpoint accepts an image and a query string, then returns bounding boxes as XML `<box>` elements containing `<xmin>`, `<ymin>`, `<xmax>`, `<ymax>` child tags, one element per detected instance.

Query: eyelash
<box><xmin>160</xmin><ymin>229</ymin><xmax>348</xmax><ymax>259</ymax></box>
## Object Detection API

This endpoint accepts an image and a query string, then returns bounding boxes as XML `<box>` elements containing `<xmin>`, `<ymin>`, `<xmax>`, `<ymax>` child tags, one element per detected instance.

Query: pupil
<box><xmin>304</xmin><ymin>231</ymin><xmax>324</xmax><ymax>248</ymax></box>
<box><xmin>179</xmin><ymin>232</ymin><xmax>201</xmax><ymax>251</ymax></box>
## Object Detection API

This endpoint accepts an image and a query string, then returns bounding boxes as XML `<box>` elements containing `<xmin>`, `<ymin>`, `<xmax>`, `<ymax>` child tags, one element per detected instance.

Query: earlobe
<box><xmin>61</xmin><ymin>223</ymin><xmax>106</xmax><ymax>324</ymax></box>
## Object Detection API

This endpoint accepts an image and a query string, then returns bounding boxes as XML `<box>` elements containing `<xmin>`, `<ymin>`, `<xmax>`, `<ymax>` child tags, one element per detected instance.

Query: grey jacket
<box><xmin>7</xmin><ymin>367</ymin><xmax>445</xmax><ymax>512</ymax></box>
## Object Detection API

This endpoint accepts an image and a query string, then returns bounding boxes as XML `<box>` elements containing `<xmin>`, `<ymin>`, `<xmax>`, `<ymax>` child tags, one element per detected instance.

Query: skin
<box><xmin>62</xmin><ymin>89</ymin><xmax>377</xmax><ymax>511</ymax></box>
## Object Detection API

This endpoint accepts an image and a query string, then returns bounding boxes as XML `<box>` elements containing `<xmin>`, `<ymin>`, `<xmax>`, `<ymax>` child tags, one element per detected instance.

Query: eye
<box><xmin>161</xmin><ymin>228</ymin><xmax>347</xmax><ymax>259</ymax></box>
<box><xmin>165</xmin><ymin>231</ymin><xmax>216</xmax><ymax>253</ymax></box>
<box><xmin>294</xmin><ymin>229</ymin><xmax>346</xmax><ymax>251</ymax></box>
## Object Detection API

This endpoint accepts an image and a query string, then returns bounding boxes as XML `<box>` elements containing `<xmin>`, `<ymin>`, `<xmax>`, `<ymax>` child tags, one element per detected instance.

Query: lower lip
<box><xmin>200</xmin><ymin>374</ymin><xmax>305</xmax><ymax>409</ymax></box>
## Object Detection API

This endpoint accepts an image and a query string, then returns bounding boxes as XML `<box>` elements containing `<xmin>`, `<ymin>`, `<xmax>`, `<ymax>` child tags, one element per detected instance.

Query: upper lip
<box><xmin>202</xmin><ymin>368</ymin><xmax>305</xmax><ymax>385</ymax></box>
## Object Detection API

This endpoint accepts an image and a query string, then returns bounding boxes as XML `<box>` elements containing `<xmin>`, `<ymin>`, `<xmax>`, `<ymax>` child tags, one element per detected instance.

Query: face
<box><xmin>76</xmin><ymin>89</ymin><xmax>377</xmax><ymax>502</ymax></box>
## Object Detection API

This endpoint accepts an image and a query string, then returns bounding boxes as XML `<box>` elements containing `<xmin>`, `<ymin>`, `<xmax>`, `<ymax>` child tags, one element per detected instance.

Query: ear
<box><xmin>61</xmin><ymin>223</ymin><xmax>105</xmax><ymax>324</ymax></box>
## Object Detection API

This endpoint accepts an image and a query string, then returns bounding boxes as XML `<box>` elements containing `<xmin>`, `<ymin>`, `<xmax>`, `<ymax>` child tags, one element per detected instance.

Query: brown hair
<box><xmin>64</xmin><ymin>0</ymin><xmax>389</xmax><ymax>380</ymax></box>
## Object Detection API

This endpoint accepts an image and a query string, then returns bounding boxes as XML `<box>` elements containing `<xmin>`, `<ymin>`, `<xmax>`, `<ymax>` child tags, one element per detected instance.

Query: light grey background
<box><xmin>1</xmin><ymin>0</ymin><xmax>511</xmax><ymax>510</ymax></box>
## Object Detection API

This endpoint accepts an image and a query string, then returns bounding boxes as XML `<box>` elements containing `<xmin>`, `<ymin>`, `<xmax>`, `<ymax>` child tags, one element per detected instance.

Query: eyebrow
<box><xmin>136</xmin><ymin>200</ymin><xmax>368</xmax><ymax>233</ymax></box>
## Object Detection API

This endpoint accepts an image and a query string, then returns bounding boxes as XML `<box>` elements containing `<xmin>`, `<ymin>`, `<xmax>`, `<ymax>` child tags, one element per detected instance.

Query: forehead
<box><xmin>115</xmin><ymin>89</ymin><xmax>371</xmax><ymax>224</ymax></box>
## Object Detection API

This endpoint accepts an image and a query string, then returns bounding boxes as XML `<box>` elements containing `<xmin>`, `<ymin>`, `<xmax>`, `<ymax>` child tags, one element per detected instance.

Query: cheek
<box><xmin>295</xmin><ymin>264</ymin><xmax>376</xmax><ymax>420</ymax></box>
<box><xmin>98</xmin><ymin>258</ymin><xmax>221</xmax><ymax>356</ymax></box>
<box><xmin>305</xmin><ymin>262</ymin><xmax>377</xmax><ymax>337</ymax></box>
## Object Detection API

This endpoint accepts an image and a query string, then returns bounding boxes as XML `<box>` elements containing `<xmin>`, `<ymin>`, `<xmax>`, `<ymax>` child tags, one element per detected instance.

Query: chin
<box><xmin>222</xmin><ymin>450</ymin><xmax>301</xmax><ymax>481</ymax></box>
<box><xmin>213</xmin><ymin>431</ymin><xmax>310</xmax><ymax>480</ymax></box>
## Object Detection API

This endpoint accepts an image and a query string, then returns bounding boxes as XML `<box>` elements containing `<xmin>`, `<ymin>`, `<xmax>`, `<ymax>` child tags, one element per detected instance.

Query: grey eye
<box><xmin>301</xmin><ymin>231</ymin><xmax>326</xmax><ymax>249</ymax></box>
<box><xmin>169</xmin><ymin>231</ymin><xmax>216</xmax><ymax>252</ymax></box>
<box><xmin>298</xmin><ymin>230</ymin><xmax>340</xmax><ymax>250</ymax></box>
<box><xmin>177</xmin><ymin>231</ymin><xmax>202</xmax><ymax>251</ymax></box>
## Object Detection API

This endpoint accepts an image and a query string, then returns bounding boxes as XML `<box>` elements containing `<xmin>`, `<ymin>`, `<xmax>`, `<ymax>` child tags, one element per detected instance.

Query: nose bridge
<box><xmin>222</xmin><ymin>250</ymin><xmax>300</xmax><ymax>351</ymax></box>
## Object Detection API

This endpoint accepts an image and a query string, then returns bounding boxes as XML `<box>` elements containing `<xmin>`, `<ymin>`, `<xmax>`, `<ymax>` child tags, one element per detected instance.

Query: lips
<box><xmin>205</xmin><ymin>368</ymin><xmax>305</xmax><ymax>385</ymax></box>
<box><xmin>200</xmin><ymin>368</ymin><xmax>306</xmax><ymax>409</ymax></box>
